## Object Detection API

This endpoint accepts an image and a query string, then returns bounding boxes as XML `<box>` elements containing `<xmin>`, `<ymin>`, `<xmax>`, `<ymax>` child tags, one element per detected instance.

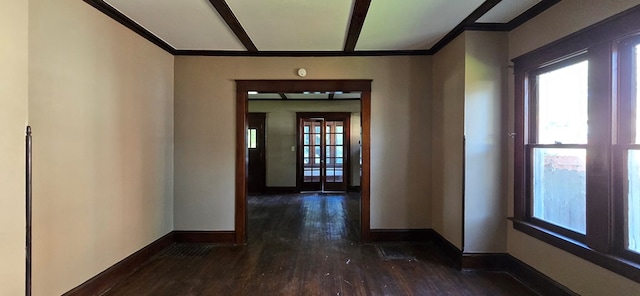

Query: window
<box><xmin>247</xmin><ymin>128</ymin><xmax>257</xmax><ymax>149</ymax></box>
<box><xmin>622</xmin><ymin>41</ymin><xmax>640</xmax><ymax>255</ymax></box>
<box><xmin>531</xmin><ymin>59</ymin><xmax>588</xmax><ymax>236</ymax></box>
<box><xmin>513</xmin><ymin>7</ymin><xmax>640</xmax><ymax>283</ymax></box>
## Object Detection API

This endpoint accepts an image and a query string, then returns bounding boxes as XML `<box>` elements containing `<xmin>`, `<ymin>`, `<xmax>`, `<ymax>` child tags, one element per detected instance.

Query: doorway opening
<box><xmin>235</xmin><ymin>80</ymin><xmax>372</xmax><ymax>244</ymax></box>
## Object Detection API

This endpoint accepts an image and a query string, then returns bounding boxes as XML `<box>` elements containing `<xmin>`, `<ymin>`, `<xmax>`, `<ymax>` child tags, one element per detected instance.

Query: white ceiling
<box><xmin>102</xmin><ymin>0</ymin><xmax>544</xmax><ymax>52</ymax></box>
<box><xmin>357</xmin><ymin>0</ymin><xmax>485</xmax><ymax>50</ymax></box>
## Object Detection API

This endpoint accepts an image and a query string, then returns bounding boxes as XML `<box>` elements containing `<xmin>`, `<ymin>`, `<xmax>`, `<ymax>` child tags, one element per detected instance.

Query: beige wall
<box><xmin>174</xmin><ymin>56</ymin><xmax>432</xmax><ymax>230</ymax></box>
<box><xmin>431</xmin><ymin>35</ymin><xmax>465</xmax><ymax>249</ymax></box>
<box><xmin>507</xmin><ymin>1</ymin><xmax>640</xmax><ymax>294</ymax></box>
<box><xmin>463</xmin><ymin>31</ymin><xmax>508</xmax><ymax>253</ymax></box>
<box><xmin>0</xmin><ymin>0</ymin><xmax>29</xmax><ymax>295</ymax></box>
<box><xmin>28</xmin><ymin>0</ymin><xmax>174</xmax><ymax>294</ymax></box>
<box><xmin>248</xmin><ymin>100</ymin><xmax>361</xmax><ymax>187</ymax></box>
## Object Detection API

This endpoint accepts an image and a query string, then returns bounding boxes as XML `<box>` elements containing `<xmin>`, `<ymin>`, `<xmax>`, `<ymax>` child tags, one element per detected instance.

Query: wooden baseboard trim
<box><xmin>430</xmin><ymin>230</ymin><xmax>577</xmax><ymax>296</ymax></box>
<box><xmin>430</xmin><ymin>230</ymin><xmax>462</xmax><ymax>268</ymax></box>
<box><xmin>347</xmin><ymin>185</ymin><xmax>361</xmax><ymax>192</ymax></box>
<box><xmin>173</xmin><ymin>231</ymin><xmax>236</xmax><ymax>244</ymax></box>
<box><xmin>264</xmin><ymin>186</ymin><xmax>299</xmax><ymax>194</ymax></box>
<box><xmin>461</xmin><ymin>253</ymin><xmax>510</xmax><ymax>270</ymax></box>
<box><xmin>369</xmin><ymin>229</ymin><xmax>434</xmax><ymax>243</ymax></box>
<box><xmin>63</xmin><ymin>232</ymin><xmax>175</xmax><ymax>296</ymax></box>
<box><xmin>506</xmin><ymin>254</ymin><xmax>579</xmax><ymax>296</ymax></box>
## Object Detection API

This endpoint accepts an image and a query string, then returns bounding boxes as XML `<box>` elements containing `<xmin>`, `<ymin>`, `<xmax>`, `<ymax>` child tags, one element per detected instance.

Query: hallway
<box><xmin>104</xmin><ymin>193</ymin><xmax>535</xmax><ymax>295</ymax></box>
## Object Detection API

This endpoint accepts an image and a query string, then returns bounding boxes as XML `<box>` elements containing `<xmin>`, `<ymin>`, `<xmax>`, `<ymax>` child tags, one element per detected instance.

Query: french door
<box><xmin>297</xmin><ymin>113</ymin><xmax>350</xmax><ymax>192</ymax></box>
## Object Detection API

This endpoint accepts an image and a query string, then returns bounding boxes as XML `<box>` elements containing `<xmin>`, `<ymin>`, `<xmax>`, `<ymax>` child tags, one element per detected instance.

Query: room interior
<box><xmin>2</xmin><ymin>0</ymin><xmax>640</xmax><ymax>295</ymax></box>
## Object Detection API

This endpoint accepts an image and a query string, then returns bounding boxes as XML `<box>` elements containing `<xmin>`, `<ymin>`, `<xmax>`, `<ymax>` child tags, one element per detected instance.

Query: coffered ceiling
<box><xmin>85</xmin><ymin>0</ymin><xmax>559</xmax><ymax>55</ymax></box>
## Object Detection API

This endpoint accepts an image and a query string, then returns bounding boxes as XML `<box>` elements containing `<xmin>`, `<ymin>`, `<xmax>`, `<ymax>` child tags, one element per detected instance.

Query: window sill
<box><xmin>510</xmin><ymin>218</ymin><xmax>640</xmax><ymax>284</ymax></box>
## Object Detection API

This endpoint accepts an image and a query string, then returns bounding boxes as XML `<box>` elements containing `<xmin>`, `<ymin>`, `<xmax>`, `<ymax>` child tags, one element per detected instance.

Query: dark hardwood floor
<box><xmin>104</xmin><ymin>193</ymin><xmax>536</xmax><ymax>295</ymax></box>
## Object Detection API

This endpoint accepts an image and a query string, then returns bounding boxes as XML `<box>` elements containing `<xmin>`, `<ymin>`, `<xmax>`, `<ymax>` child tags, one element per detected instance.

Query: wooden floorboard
<box><xmin>104</xmin><ymin>193</ymin><xmax>536</xmax><ymax>295</ymax></box>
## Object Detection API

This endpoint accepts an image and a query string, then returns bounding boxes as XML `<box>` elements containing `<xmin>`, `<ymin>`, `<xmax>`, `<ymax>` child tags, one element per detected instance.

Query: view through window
<box><xmin>627</xmin><ymin>44</ymin><xmax>640</xmax><ymax>254</ymax></box>
<box><xmin>532</xmin><ymin>60</ymin><xmax>588</xmax><ymax>234</ymax></box>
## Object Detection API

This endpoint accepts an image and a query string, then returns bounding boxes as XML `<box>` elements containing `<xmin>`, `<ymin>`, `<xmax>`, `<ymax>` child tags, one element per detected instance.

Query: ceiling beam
<box><xmin>208</xmin><ymin>0</ymin><xmax>258</xmax><ymax>52</ymax></box>
<box><xmin>429</xmin><ymin>0</ymin><xmax>502</xmax><ymax>54</ymax></box>
<box><xmin>344</xmin><ymin>0</ymin><xmax>372</xmax><ymax>52</ymax></box>
<box><xmin>279</xmin><ymin>93</ymin><xmax>288</xmax><ymax>100</ymax></box>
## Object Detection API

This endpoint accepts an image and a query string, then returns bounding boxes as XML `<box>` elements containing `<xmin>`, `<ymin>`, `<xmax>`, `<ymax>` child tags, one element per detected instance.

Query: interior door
<box><xmin>247</xmin><ymin>113</ymin><xmax>266</xmax><ymax>194</ymax></box>
<box><xmin>297</xmin><ymin>113</ymin><xmax>350</xmax><ymax>192</ymax></box>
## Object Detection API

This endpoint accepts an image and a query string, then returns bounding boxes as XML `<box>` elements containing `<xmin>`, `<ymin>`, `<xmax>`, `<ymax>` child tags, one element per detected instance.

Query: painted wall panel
<box><xmin>463</xmin><ymin>31</ymin><xmax>508</xmax><ymax>253</ymax></box>
<box><xmin>29</xmin><ymin>0</ymin><xmax>175</xmax><ymax>294</ymax></box>
<box><xmin>432</xmin><ymin>35</ymin><xmax>466</xmax><ymax>249</ymax></box>
<box><xmin>0</xmin><ymin>0</ymin><xmax>29</xmax><ymax>294</ymax></box>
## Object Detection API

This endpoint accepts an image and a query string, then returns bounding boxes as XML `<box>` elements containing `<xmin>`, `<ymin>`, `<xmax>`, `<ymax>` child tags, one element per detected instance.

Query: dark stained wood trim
<box><xmin>430</xmin><ymin>229</ymin><xmax>463</xmax><ymax>268</ymax></box>
<box><xmin>237</xmin><ymin>80</ymin><xmax>372</xmax><ymax>93</ymax></box>
<box><xmin>174</xmin><ymin>50</ymin><xmax>431</xmax><ymax>56</ymax></box>
<box><xmin>236</xmin><ymin>80</ymin><xmax>372</xmax><ymax>244</ymax></box>
<box><xmin>173</xmin><ymin>231</ymin><xmax>236</xmax><ymax>244</ymax></box>
<box><xmin>344</xmin><ymin>0</ymin><xmax>372</xmax><ymax>52</ymax></box>
<box><xmin>506</xmin><ymin>254</ymin><xmax>580</xmax><ymax>296</ymax></box>
<box><xmin>464</xmin><ymin>23</ymin><xmax>509</xmax><ymax>31</ymax></box>
<box><xmin>430</xmin><ymin>0</ymin><xmax>501</xmax><ymax>54</ymax></box>
<box><xmin>264</xmin><ymin>186</ymin><xmax>299</xmax><ymax>194</ymax></box>
<box><xmin>347</xmin><ymin>185</ymin><xmax>361</xmax><ymax>192</ymax></box>
<box><xmin>236</xmin><ymin>88</ymin><xmax>248</xmax><ymax>244</ymax></box>
<box><xmin>278</xmin><ymin>92</ymin><xmax>288</xmax><ymax>100</ymax></box>
<box><xmin>207</xmin><ymin>0</ymin><xmax>258</xmax><ymax>52</ymax></box>
<box><xmin>586</xmin><ymin>42</ymin><xmax>613</xmax><ymax>252</ymax></box>
<box><xmin>82</xmin><ymin>0</ymin><xmax>175</xmax><ymax>54</ymax></box>
<box><xmin>461</xmin><ymin>253</ymin><xmax>510</xmax><ymax>271</ymax></box>
<box><xmin>249</xmin><ymin>98</ymin><xmax>362</xmax><ymax>102</ymax></box>
<box><xmin>360</xmin><ymin>90</ymin><xmax>371</xmax><ymax>243</ymax></box>
<box><xmin>369</xmin><ymin>229</ymin><xmax>433</xmax><ymax>243</ymax></box>
<box><xmin>63</xmin><ymin>232</ymin><xmax>175</xmax><ymax>296</ymax></box>
<box><xmin>506</xmin><ymin>0</ymin><xmax>561</xmax><ymax>30</ymax></box>
<box><xmin>25</xmin><ymin>126</ymin><xmax>32</xmax><ymax>296</ymax></box>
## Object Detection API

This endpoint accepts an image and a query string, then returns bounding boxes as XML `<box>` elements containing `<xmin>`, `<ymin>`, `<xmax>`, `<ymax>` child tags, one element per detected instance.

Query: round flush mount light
<box><xmin>297</xmin><ymin>68</ymin><xmax>307</xmax><ymax>77</ymax></box>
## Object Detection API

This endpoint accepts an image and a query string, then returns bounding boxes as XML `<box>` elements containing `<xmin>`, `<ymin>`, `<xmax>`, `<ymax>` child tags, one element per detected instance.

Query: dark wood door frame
<box><xmin>235</xmin><ymin>80</ymin><xmax>372</xmax><ymax>244</ymax></box>
<box><xmin>247</xmin><ymin>113</ymin><xmax>266</xmax><ymax>194</ymax></box>
<box><xmin>296</xmin><ymin>112</ymin><xmax>351</xmax><ymax>192</ymax></box>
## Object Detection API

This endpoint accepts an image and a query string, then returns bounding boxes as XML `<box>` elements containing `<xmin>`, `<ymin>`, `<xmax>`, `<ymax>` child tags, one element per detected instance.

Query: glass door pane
<box><xmin>302</xmin><ymin>120</ymin><xmax>322</xmax><ymax>185</ymax></box>
<box><xmin>325</xmin><ymin>121</ymin><xmax>344</xmax><ymax>185</ymax></box>
<box><xmin>627</xmin><ymin>149</ymin><xmax>640</xmax><ymax>253</ymax></box>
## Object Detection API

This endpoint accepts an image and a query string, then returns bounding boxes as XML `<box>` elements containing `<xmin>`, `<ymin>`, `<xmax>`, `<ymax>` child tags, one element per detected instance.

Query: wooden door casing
<box><xmin>296</xmin><ymin>112</ymin><xmax>351</xmax><ymax>192</ymax></box>
<box><xmin>247</xmin><ymin>113</ymin><xmax>266</xmax><ymax>194</ymax></box>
